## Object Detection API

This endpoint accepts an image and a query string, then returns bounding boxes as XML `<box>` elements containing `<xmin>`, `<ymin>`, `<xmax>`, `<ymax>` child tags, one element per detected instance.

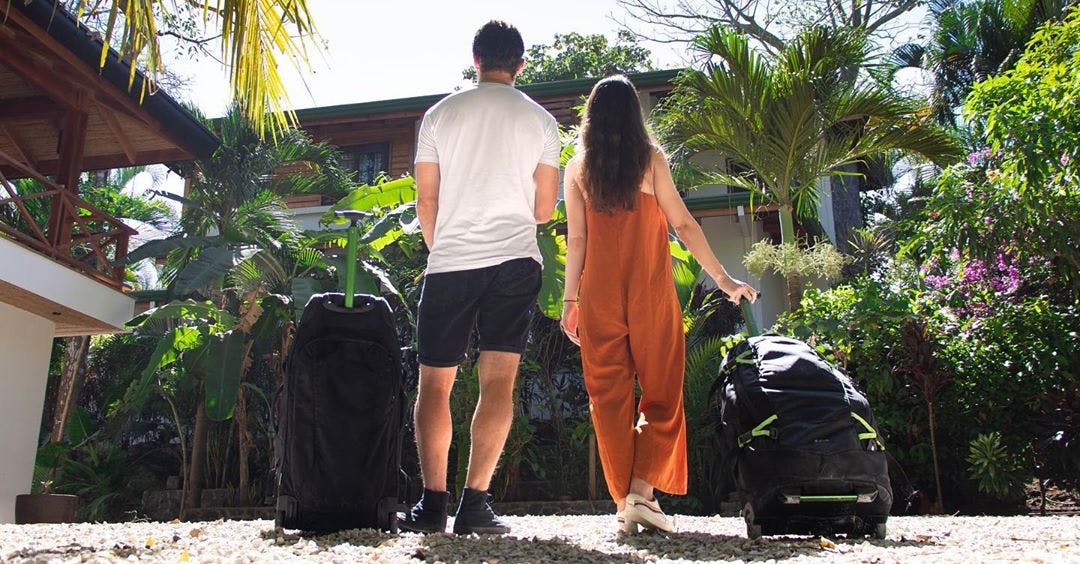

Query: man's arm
<box><xmin>533</xmin><ymin>164</ymin><xmax>559</xmax><ymax>223</ymax></box>
<box><xmin>415</xmin><ymin>162</ymin><xmax>440</xmax><ymax>250</ymax></box>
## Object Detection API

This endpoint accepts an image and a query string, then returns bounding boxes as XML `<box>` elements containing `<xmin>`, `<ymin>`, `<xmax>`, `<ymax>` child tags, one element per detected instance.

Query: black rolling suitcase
<box><xmin>710</xmin><ymin>301</ymin><xmax>891</xmax><ymax>539</ymax></box>
<box><xmin>275</xmin><ymin>211</ymin><xmax>406</xmax><ymax>533</ymax></box>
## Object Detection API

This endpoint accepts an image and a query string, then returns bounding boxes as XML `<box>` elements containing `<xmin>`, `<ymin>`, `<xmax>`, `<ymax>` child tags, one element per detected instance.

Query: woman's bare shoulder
<box><xmin>650</xmin><ymin>144</ymin><xmax>669</xmax><ymax>164</ymax></box>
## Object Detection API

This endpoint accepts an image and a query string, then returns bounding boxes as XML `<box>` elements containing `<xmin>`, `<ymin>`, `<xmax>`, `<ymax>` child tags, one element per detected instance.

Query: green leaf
<box><xmin>291</xmin><ymin>276</ymin><xmax>320</xmax><ymax>321</ymax></box>
<box><xmin>35</xmin><ymin>441</ymin><xmax>68</xmax><ymax>471</ymax></box>
<box><xmin>361</xmin><ymin>204</ymin><xmax>414</xmax><ymax>250</ymax></box>
<box><xmin>66</xmin><ymin>406</ymin><xmax>94</xmax><ymax>445</ymax></box>
<box><xmin>202</xmin><ymin>330</ymin><xmax>248</xmax><ymax>421</ymax></box>
<box><xmin>671</xmin><ymin>238</ymin><xmax>702</xmax><ymax>311</ymax></box>
<box><xmin>323</xmin><ymin>177</ymin><xmax>417</xmax><ymax>223</ymax></box>
<box><xmin>250</xmin><ymin>294</ymin><xmax>292</xmax><ymax>343</ymax></box>
<box><xmin>537</xmin><ymin>225</ymin><xmax>567</xmax><ymax>319</ymax></box>
<box><xmin>173</xmin><ymin>247</ymin><xmax>238</xmax><ymax>292</ymax></box>
<box><xmin>360</xmin><ymin>260</ymin><xmax>403</xmax><ymax>301</ymax></box>
<box><xmin>126</xmin><ymin>300</ymin><xmax>237</xmax><ymax>328</ymax></box>
<box><xmin>126</xmin><ymin>234</ymin><xmax>220</xmax><ymax>264</ymax></box>
<box><xmin>113</xmin><ymin>326</ymin><xmax>204</xmax><ymax>426</ymax></box>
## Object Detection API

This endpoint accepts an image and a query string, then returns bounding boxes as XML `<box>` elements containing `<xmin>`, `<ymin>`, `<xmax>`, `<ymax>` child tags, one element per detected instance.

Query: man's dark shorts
<box><xmin>417</xmin><ymin>258</ymin><xmax>542</xmax><ymax>367</ymax></box>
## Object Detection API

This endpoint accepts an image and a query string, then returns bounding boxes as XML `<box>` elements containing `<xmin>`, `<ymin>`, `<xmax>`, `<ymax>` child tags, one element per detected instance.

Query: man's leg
<box><xmin>402</xmin><ymin>267</ymin><xmax>478</xmax><ymax>533</ymax></box>
<box><xmin>453</xmin><ymin>258</ymin><xmax>540</xmax><ymax>535</ymax></box>
<box><xmin>415</xmin><ymin>364</ymin><xmax>458</xmax><ymax>491</ymax></box>
<box><xmin>463</xmin><ymin>351</ymin><xmax>520</xmax><ymax>490</ymax></box>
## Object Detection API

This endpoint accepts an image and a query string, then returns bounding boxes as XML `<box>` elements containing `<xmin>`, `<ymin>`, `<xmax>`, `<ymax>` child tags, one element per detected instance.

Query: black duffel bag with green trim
<box><xmin>710</xmin><ymin>333</ymin><xmax>892</xmax><ymax>540</ymax></box>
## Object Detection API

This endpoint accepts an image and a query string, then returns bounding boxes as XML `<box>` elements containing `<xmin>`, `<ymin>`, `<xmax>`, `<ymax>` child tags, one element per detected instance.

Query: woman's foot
<box><xmin>616</xmin><ymin>509</ymin><xmax>636</xmax><ymax>533</ymax></box>
<box><xmin>624</xmin><ymin>493</ymin><xmax>675</xmax><ymax>533</ymax></box>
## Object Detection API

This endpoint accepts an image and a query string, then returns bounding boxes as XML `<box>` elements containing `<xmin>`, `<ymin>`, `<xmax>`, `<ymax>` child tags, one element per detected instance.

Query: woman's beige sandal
<box><xmin>624</xmin><ymin>493</ymin><xmax>675</xmax><ymax>533</ymax></box>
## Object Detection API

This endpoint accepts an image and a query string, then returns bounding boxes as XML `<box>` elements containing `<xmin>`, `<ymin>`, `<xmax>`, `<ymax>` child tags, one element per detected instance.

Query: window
<box><xmin>345</xmin><ymin>143</ymin><xmax>390</xmax><ymax>186</ymax></box>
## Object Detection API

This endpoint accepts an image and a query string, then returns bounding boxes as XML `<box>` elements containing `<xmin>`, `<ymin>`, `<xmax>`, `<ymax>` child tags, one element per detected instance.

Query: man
<box><xmin>401</xmin><ymin>20</ymin><xmax>560</xmax><ymax>535</ymax></box>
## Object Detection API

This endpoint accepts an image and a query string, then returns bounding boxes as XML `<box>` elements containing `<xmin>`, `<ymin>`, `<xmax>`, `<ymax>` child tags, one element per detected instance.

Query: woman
<box><xmin>561</xmin><ymin>75</ymin><xmax>758</xmax><ymax>533</ymax></box>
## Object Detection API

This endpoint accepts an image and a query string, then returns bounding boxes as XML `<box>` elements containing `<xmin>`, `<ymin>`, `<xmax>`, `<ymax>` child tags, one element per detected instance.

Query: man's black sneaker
<box><xmin>452</xmin><ymin>488</ymin><xmax>510</xmax><ymax>535</ymax></box>
<box><xmin>398</xmin><ymin>489</ymin><xmax>449</xmax><ymax>534</ymax></box>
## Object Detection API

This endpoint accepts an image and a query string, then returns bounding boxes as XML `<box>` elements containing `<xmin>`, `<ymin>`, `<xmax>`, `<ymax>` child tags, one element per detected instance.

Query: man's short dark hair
<box><xmin>472</xmin><ymin>21</ymin><xmax>525</xmax><ymax>75</ymax></box>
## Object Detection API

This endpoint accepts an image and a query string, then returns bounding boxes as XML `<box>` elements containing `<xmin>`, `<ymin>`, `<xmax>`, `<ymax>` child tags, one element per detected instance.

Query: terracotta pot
<box><xmin>14</xmin><ymin>494</ymin><xmax>78</xmax><ymax>524</ymax></box>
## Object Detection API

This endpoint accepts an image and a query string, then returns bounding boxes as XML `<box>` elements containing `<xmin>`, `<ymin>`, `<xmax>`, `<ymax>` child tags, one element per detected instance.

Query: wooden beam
<box><xmin>0</xmin><ymin>124</ymin><xmax>38</xmax><ymax>168</ymax></box>
<box><xmin>96</xmin><ymin>102</ymin><xmax>137</xmax><ymax>164</ymax></box>
<box><xmin>0</xmin><ymin>95</ymin><xmax>64</xmax><ymax>121</ymax></box>
<box><xmin>48</xmin><ymin>106</ymin><xmax>89</xmax><ymax>246</ymax></box>
<box><xmin>0</xmin><ymin>36</ymin><xmax>86</xmax><ymax>110</ymax></box>
<box><xmin>1</xmin><ymin>8</ymin><xmax>189</xmax><ymax>147</ymax></box>
<box><xmin>0</xmin><ymin>147</ymin><xmax>195</xmax><ymax>178</ymax></box>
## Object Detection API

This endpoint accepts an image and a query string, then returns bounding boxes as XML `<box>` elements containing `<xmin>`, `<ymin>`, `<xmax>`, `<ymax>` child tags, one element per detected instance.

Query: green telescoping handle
<box><xmin>334</xmin><ymin>210</ymin><xmax>370</xmax><ymax>309</ymax></box>
<box><xmin>740</xmin><ymin>297</ymin><xmax>761</xmax><ymax>337</ymax></box>
<box><xmin>344</xmin><ymin>220</ymin><xmax>359</xmax><ymax>309</ymax></box>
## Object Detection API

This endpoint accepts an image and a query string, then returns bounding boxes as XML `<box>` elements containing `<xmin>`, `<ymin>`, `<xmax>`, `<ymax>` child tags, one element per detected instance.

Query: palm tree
<box><xmin>132</xmin><ymin>104</ymin><xmax>352</xmax><ymax>296</ymax></box>
<box><xmin>56</xmin><ymin>0</ymin><xmax>320</xmax><ymax>137</ymax></box>
<box><xmin>889</xmin><ymin>0</ymin><xmax>1074</xmax><ymax>126</ymax></box>
<box><xmin>668</xmin><ymin>26</ymin><xmax>962</xmax><ymax>310</ymax></box>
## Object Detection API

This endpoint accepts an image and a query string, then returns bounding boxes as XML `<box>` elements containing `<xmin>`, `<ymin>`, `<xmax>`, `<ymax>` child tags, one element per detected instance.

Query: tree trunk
<box><xmin>778</xmin><ymin>204</ymin><xmax>796</xmax><ymax>244</ymax></box>
<box><xmin>785</xmin><ymin>272</ymin><xmax>805</xmax><ymax>312</ymax></box>
<box><xmin>51</xmin><ymin>336</ymin><xmax>91</xmax><ymax>443</ymax></box>
<box><xmin>184</xmin><ymin>393</ymin><xmax>209</xmax><ymax>518</ymax></box>
<box><xmin>927</xmin><ymin>401</ymin><xmax>945</xmax><ymax>514</ymax></box>
<box><xmin>237</xmin><ymin>386</ymin><xmax>252</xmax><ymax>506</ymax></box>
<box><xmin>778</xmin><ymin>203</ymin><xmax>807</xmax><ymax>311</ymax></box>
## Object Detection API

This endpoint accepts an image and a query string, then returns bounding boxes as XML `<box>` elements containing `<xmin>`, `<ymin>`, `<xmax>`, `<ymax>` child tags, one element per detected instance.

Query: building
<box><xmin>0</xmin><ymin>0</ymin><xmax>217</xmax><ymax>522</ymax></box>
<box><xmin>284</xmin><ymin>70</ymin><xmax>863</xmax><ymax>327</ymax></box>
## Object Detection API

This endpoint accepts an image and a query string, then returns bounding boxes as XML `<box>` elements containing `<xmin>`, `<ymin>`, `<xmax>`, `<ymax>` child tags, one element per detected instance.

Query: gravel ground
<box><xmin>2</xmin><ymin>515</ymin><xmax>1077</xmax><ymax>563</ymax></box>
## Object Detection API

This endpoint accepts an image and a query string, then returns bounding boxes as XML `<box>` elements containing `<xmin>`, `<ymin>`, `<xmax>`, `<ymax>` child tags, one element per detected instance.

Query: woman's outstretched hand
<box><xmin>561</xmin><ymin>301</ymin><xmax>581</xmax><ymax>346</ymax></box>
<box><xmin>719</xmin><ymin>278</ymin><xmax>759</xmax><ymax>304</ymax></box>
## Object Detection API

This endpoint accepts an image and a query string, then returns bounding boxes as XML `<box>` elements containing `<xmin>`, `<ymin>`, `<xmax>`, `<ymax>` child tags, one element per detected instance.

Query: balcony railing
<box><xmin>0</xmin><ymin>148</ymin><xmax>136</xmax><ymax>289</ymax></box>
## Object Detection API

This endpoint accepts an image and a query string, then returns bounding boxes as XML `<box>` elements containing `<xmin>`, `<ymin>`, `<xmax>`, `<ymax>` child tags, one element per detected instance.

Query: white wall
<box><xmin>0</xmin><ymin>237</ymin><xmax>134</xmax><ymax>332</ymax></box>
<box><xmin>699</xmin><ymin>214</ymin><xmax>787</xmax><ymax>330</ymax></box>
<box><xmin>0</xmin><ymin>301</ymin><xmax>55</xmax><ymax>523</ymax></box>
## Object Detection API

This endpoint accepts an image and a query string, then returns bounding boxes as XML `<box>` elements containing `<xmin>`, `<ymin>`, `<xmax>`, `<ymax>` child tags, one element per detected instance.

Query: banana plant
<box><xmin>315</xmin><ymin>175</ymin><xmax>421</xmax><ymax>319</ymax></box>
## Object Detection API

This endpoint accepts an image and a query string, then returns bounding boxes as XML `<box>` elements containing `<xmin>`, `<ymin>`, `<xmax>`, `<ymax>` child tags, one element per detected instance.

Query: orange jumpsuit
<box><xmin>579</xmin><ymin>191</ymin><xmax>688</xmax><ymax>501</ymax></box>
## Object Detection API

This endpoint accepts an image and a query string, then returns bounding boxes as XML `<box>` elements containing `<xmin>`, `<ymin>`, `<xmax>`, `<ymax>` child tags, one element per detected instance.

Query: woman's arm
<box><xmin>651</xmin><ymin>151</ymin><xmax>758</xmax><ymax>303</ymax></box>
<box><xmin>561</xmin><ymin>157</ymin><xmax>587</xmax><ymax>344</ymax></box>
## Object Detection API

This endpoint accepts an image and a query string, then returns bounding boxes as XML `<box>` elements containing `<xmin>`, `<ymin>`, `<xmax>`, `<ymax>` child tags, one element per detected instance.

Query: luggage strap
<box><xmin>738</xmin><ymin>414</ymin><xmax>778</xmax><ymax>447</ymax></box>
<box><xmin>720</xmin><ymin>349</ymin><xmax>757</xmax><ymax>376</ymax></box>
<box><xmin>851</xmin><ymin>412</ymin><xmax>886</xmax><ymax>450</ymax></box>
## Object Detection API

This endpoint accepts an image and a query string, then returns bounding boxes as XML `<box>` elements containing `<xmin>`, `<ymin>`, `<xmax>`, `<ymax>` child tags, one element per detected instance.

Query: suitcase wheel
<box><xmin>743</xmin><ymin>503</ymin><xmax>762</xmax><ymax>540</ymax></box>
<box><xmin>872</xmin><ymin>522</ymin><xmax>887</xmax><ymax>540</ymax></box>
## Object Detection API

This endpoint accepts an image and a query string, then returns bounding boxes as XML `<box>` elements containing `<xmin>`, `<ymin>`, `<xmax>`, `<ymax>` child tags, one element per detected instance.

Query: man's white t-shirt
<box><xmin>415</xmin><ymin>81</ymin><xmax>561</xmax><ymax>275</ymax></box>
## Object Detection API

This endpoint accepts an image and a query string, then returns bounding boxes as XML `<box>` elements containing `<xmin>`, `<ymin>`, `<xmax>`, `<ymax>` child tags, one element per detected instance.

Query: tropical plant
<box><xmin>54</xmin><ymin>0</ymin><xmax>321</xmax><ymax>137</ymax></box>
<box><xmin>908</xmin><ymin>8</ymin><xmax>1080</xmax><ymax>298</ymax></box>
<box><xmin>116</xmin><ymin>171</ymin><xmax>418</xmax><ymax>513</ymax></box>
<box><xmin>888</xmin><ymin>0</ymin><xmax>1074</xmax><ymax>126</ymax></box>
<box><xmin>667</xmin><ymin>25</ymin><xmax>962</xmax><ymax>309</ymax></box>
<box><xmin>128</xmin><ymin>105</ymin><xmax>353</xmax><ymax>298</ymax></box>
<box><xmin>967</xmin><ymin>431</ymin><xmax>1024</xmax><ymax>502</ymax></box>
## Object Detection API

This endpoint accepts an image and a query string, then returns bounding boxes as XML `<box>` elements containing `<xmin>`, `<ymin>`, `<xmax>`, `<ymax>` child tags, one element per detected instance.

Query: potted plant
<box><xmin>15</xmin><ymin>443</ymin><xmax>79</xmax><ymax>524</ymax></box>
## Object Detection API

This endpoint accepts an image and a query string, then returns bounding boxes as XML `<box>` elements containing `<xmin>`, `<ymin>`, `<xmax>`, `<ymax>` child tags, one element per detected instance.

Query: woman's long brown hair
<box><xmin>579</xmin><ymin>75</ymin><xmax>655</xmax><ymax>212</ymax></box>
